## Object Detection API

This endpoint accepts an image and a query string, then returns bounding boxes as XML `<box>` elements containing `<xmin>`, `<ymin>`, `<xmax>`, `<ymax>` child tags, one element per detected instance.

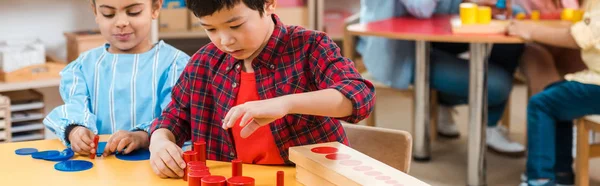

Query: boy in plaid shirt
<box><xmin>148</xmin><ymin>0</ymin><xmax>375</xmax><ymax>178</ymax></box>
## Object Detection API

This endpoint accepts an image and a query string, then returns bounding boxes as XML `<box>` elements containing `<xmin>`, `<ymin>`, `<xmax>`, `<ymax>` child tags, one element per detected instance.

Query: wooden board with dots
<box><xmin>289</xmin><ymin>142</ymin><xmax>430</xmax><ymax>186</ymax></box>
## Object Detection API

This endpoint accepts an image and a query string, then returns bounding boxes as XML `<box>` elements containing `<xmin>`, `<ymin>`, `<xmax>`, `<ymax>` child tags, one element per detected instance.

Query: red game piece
<box><xmin>183</xmin><ymin>151</ymin><xmax>200</xmax><ymax>181</ymax></box>
<box><xmin>201</xmin><ymin>175</ymin><xmax>227</xmax><ymax>186</ymax></box>
<box><xmin>193</xmin><ymin>140</ymin><xmax>207</xmax><ymax>163</ymax></box>
<box><xmin>90</xmin><ymin>135</ymin><xmax>99</xmax><ymax>159</ymax></box>
<box><xmin>227</xmin><ymin>176</ymin><xmax>255</xmax><ymax>186</ymax></box>
<box><xmin>232</xmin><ymin>159</ymin><xmax>242</xmax><ymax>177</ymax></box>
<box><xmin>189</xmin><ymin>161</ymin><xmax>210</xmax><ymax>175</ymax></box>
<box><xmin>188</xmin><ymin>171</ymin><xmax>210</xmax><ymax>186</ymax></box>
<box><xmin>188</xmin><ymin>161</ymin><xmax>208</xmax><ymax>170</ymax></box>
<box><xmin>276</xmin><ymin>171</ymin><xmax>284</xmax><ymax>186</ymax></box>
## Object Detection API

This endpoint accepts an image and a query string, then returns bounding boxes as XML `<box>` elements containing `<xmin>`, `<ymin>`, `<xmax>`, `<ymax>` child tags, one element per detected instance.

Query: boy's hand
<box><xmin>222</xmin><ymin>97</ymin><xmax>291</xmax><ymax>138</ymax></box>
<box><xmin>102</xmin><ymin>130</ymin><xmax>149</xmax><ymax>157</ymax></box>
<box><xmin>508</xmin><ymin>21</ymin><xmax>536</xmax><ymax>40</ymax></box>
<box><xmin>68</xmin><ymin>126</ymin><xmax>96</xmax><ymax>155</ymax></box>
<box><xmin>149</xmin><ymin>132</ymin><xmax>186</xmax><ymax>178</ymax></box>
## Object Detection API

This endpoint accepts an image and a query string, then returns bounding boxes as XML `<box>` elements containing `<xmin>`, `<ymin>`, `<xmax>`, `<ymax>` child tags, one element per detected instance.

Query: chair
<box><xmin>343</xmin><ymin>123</ymin><xmax>412</xmax><ymax>173</ymax></box>
<box><xmin>575</xmin><ymin>115</ymin><xmax>600</xmax><ymax>186</ymax></box>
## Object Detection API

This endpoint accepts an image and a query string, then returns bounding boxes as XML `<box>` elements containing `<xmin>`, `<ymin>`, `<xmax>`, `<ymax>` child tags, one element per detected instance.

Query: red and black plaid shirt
<box><xmin>150</xmin><ymin>14</ymin><xmax>375</xmax><ymax>164</ymax></box>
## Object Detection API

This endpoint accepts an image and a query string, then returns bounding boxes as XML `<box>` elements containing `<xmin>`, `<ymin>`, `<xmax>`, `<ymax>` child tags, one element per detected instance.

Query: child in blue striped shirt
<box><xmin>44</xmin><ymin>0</ymin><xmax>189</xmax><ymax>157</ymax></box>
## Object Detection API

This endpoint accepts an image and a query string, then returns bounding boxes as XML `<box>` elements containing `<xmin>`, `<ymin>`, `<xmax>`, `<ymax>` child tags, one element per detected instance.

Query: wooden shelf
<box><xmin>159</xmin><ymin>31</ymin><xmax>208</xmax><ymax>39</ymax></box>
<box><xmin>0</xmin><ymin>78</ymin><xmax>61</xmax><ymax>92</ymax></box>
<box><xmin>11</xmin><ymin>122</ymin><xmax>44</xmax><ymax>133</ymax></box>
<box><xmin>11</xmin><ymin>133</ymin><xmax>44</xmax><ymax>142</ymax></box>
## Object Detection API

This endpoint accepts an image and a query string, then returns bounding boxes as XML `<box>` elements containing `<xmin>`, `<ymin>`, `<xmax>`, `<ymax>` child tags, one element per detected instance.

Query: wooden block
<box><xmin>450</xmin><ymin>16</ymin><xmax>509</xmax><ymax>34</ymax></box>
<box><xmin>289</xmin><ymin>142</ymin><xmax>430</xmax><ymax>186</ymax></box>
<box><xmin>296</xmin><ymin>166</ymin><xmax>337</xmax><ymax>186</ymax></box>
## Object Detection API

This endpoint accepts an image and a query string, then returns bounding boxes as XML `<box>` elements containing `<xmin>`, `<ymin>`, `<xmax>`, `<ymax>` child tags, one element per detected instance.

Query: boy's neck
<box><xmin>242</xmin><ymin>15</ymin><xmax>276</xmax><ymax>72</ymax></box>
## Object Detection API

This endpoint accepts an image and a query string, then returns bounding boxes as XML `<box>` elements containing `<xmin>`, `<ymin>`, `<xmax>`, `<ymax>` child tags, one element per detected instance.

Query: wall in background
<box><xmin>0</xmin><ymin>0</ymin><xmax>98</xmax><ymax>62</ymax></box>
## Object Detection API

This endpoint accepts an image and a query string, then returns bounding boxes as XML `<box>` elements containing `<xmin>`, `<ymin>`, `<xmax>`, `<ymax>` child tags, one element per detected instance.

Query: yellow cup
<box><xmin>531</xmin><ymin>10</ymin><xmax>540</xmax><ymax>21</ymax></box>
<box><xmin>460</xmin><ymin>3</ymin><xmax>478</xmax><ymax>25</ymax></box>
<box><xmin>516</xmin><ymin>12</ymin><xmax>526</xmax><ymax>20</ymax></box>
<box><xmin>477</xmin><ymin>6</ymin><xmax>492</xmax><ymax>24</ymax></box>
<box><xmin>573</xmin><ymin>9</ymin><xmax>585</xmax><ymax>22</ymax></box>
<box><xmin>562</xmin><ymin>8</ymin><xmax>574</xmax><ymax>21</ymax></box>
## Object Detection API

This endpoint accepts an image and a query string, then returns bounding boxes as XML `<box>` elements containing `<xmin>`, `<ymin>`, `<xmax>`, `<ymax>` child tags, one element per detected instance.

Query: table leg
<box><xmin>413</xmin><ymin>40</ymin><xmax>431</xmax><ymax>161</ymax></box>
<box><xmin>468</xmin><ymin>43</ymin><xmax>489</xmax><ymax>186</ymax></box>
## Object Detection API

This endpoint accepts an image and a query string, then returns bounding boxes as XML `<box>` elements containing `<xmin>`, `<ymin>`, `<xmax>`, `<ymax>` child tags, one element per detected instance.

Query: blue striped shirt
<box><xmin>44</xmin><ymin>40</ymin><xmax>190</xmax><ymax>146</ymax></box>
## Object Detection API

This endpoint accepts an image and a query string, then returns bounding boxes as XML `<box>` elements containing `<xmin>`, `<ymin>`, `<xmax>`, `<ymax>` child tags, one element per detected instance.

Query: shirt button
<box><xmin>232</xmin><ymin>82</ymin><xmax>238</xmax><ymax>88</ymax></box>
<box><xmin>269</xmin><ymin>64</ymin><xmax>275</xmax><ymax>69</ymax></box>
<box><xmin>235</xmin><ymin>64</ymin><xmax>241</xmax><ymax>69</ymax></box>
<box><xmin>226</xmin><ymin>66</ymin><xmax>231</xmax><ymax>70</ymax></box>
<box><xmin>230</xmin><ymin>152</ymin><xmax>235</xmax><ymax>156</ymax></box>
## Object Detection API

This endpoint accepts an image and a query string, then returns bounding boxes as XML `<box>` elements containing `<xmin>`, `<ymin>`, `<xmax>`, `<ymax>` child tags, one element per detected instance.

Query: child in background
<box><xmin>359</xmin><ymin>0</ymin><xmax>526</xmax><ymax>156</ymax></box>
<box><xmin>148</xmin><ymin>0</ymin><xmax>374</xmax><ymax>178</ymax></box>
<box><xmin>44</xmin><ymin>0</ymin><xmax>189</xmax><ymax>157</ymax></box>
<box><xmin>515</xmin><ymin>0</ymin><xmax>587</xmax><ymax>96</ymax></box>
<box><xmin>508</xmin><ymin>0</ymin><xmax>599</xmax><ymax>185</ymax></box>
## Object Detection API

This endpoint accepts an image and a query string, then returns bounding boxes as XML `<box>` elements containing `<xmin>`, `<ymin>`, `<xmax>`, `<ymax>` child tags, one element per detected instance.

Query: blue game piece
<box><xmin>96</xmin><ymin>142</ymin><xmax>108</xmax><ymax>156</ymax></box>
<box><xmin>31</xmin><ymin>150</ymin><xmax>60</xmax><ymax>159</ymax></box>
<box><xmin>15</xmin><ymin>148</ymin><xmax>38</xmax><ymax>155</ymax></box>
<box><xmin>54</xmin><ymin>160</ymin><xmax>93</xmax><ymax>172</ymax></box>
<box><xmin>116</xmin><ymin>148</ymin><xmax>150</xmax><ymax>161</ymax></box>
<box><xmin>44</xmin><ymin>148</ymin><xmax>75</xmax><ymax>162</ymax></box>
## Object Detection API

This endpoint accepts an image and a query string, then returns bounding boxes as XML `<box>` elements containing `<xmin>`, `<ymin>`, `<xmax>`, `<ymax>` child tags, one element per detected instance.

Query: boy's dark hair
<box><xmin>187</xmin><ymin>0</ymin><xmax>267</xmax><ymax>18</ymax></box>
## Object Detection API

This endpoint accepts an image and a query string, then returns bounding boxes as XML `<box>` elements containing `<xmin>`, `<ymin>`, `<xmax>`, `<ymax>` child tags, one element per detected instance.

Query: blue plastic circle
<box><xmin>31</xmin><ymin>150</ymin><xmax>60</xmax><ymax>159</ymax></box>
<box><xmin>44</xmin><ymin>148</ymin><xmax>74</xmax><ymax>162</ymax></box>
<box><xmin>96</xmin><ymin>142</ymin><xmax>109</xmax><ymax>157</ymax></box>
<box><xmin>54</xmin><ymin>160</ymin><xmax>93</xmax><ymax>172</ymax></box>
<box><xmin>116</xmin><ymin>148</ymin><xmax>150</xmax><ymax>161</ymax></box>
<box><xmin>15</xmin><ymin>148</ymin><xmax>38</xmax><ymax>155</ymax></box>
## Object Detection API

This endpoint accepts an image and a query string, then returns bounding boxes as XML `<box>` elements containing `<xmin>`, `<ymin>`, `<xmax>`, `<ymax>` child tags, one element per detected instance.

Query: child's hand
<box><xmin>68</xmin><ymin>126</ymin><xmax>96</xmax><ymax>155</ymax></box>
<box><xmin>149</xmin><ymin>135</ymin><xmax>186</xmax><ymax>178</ymax></box>
<box><xmin>222</xmin><ymin>97</ymin><xmax>291</xmax><ymax>138</ymax></box>
<box><xmin>508</xmin><ymin>21</ymin><xmax>536</xmax><ymax>40</ymax></box>
<box><xmin>102</xmin><ymin>130</ymin><xmax>149</xmax><ymax>157</ymax></box>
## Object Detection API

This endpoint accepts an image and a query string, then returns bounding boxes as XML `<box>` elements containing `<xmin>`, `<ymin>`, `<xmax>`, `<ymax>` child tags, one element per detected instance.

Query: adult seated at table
<box><xmin>357</xmin><ymin>0</ymin><xmax>526</xmax><ymax>156</ymax></box>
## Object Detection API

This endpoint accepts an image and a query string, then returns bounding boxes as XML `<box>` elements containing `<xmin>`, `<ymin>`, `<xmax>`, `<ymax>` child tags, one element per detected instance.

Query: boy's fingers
<box><xmin>166</xmin><ymin>146</ymin><xmax>186</xmax><ymax>169</ymax></box>
<box><xmin>116</xmin><ymin>137</ymin><xmax>132</xmax><ymax>153</ymax></box>
<box><xmin>123</xmin><ymin>142</ymin><xmax>137</xmax><ymax>154</ymax></box>
<box><xmin>158</xmin><ymin>152</ymin><xmax>180</xmax><ymax>178</ymax></box>
<box><xmin>151</xmin><ymin>160</ymin><xmax>168</xmax><ymax>178</ymax></box>
<box><xmin>80</xmin><ymin>131</ymin><xmax>93</xmax><ymax>145</ymax></box>
<box><xmin>240</xmin><ymin>121</ymin><xmax>261</xmax><ymax>139</ymax></box>
<box><xmin>238</xmin><ymin>112</ymin><xmax>254</xmax><ymax>128</ymax></box>
<box><xmin>77</xmin><ymin>140</ymin><xmax>92</xmax><ymax>152</ymax></box>
<box><xmin>226</xmin><ymin>109</ymin><xmax>245</xmax><ymax>129</ymax></box>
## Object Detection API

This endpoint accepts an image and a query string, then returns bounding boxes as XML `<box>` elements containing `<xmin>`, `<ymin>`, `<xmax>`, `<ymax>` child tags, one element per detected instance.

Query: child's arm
<box><xmin>508</xmin><ymin>21</ymin><xmax>580</xmax><ymax>49</ymax></box>
<box><xmin>43</xmin><ymin>56</ymin><xmax>98</xmax><ymax>153</ymax></box>
<box><xmin>307</xmin><ymin>34</ymin><xmax>375</xmax><ymax>122</ymax></box>
<box><xmin>222</xmin><ymin>34</ymin><xmax>375</xmax><ymax>138</ymax></box>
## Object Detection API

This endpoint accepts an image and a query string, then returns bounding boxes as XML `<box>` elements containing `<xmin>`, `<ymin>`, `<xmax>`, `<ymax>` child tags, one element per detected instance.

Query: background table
<box><xmin>346</xmin><ymin>15</ymin><xmax>524</xmax><ymax>186</ymax></box>
<box><xmin>0</xmin><ymin>136</ymin><xmax>300</xmax><ymax>186</ymax></box>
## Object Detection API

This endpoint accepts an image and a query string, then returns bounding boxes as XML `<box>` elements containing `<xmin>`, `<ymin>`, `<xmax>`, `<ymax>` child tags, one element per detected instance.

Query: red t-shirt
<box><xmin>231</xmin><ymin>70</ymin><xmax>285</xmax><ymax>164</ymax></box>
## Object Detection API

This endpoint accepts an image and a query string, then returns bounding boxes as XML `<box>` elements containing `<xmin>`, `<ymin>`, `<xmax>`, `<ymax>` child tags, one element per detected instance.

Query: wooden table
<box><xmin>0</xmin><ymin>136</ymin><xmax>301</xmax><ymax>186</ymax></box>
<box><xmin>346</xmin><ymin>15</ymin><xmax>524</xmax><ymax>186</ymax></box>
